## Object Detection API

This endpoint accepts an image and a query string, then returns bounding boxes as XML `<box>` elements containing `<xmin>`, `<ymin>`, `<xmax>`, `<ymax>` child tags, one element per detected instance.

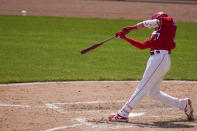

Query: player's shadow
<box><xmin>130</xmin><ymin>119</ymin><xmax>194</xmax><ymax>128</ymax></box>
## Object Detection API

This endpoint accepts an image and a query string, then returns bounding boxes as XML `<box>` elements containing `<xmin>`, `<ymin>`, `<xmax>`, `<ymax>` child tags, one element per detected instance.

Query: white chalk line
<box><xmin>45</xmin><ymin>100</ymin><xmax>124</xmax><ymax>114</ymax></box>
<box><xmin>51</xmin><ymin>100</ymin><xmax>125</xmax><ymax>105</ymax></box>
<box><xmin>0</xmin><ymin>103</ymin><xmax>45</xmax><ymax>109</ymax></box>
<box><xmin>45</xmin><ymin>100</ymin><xmax>125</xmax><ymax>114</ymax></box>
<box><xmin>42</xmin><ymin>123</ymin><xmax>82</xmax><ymax>131</ymax></box>
<box><xmin>0</xmin><ymin>103</ymin><xmax>31</xmax><ymax>108</ymax></box>
<box><xmin>0</xmin><ymin>102</ymin><xmax>114</xmax><ymax>114</ymax></box>
<box><xmin>0</xmin><ymin>80</ymin><xmax>197</xmax><ymax>87</ymax></box>
<box><xmin>0</xmin><ymin>100</ymin><xmax>124</xmax><ymax>114</ymax></box>
<box><xmin>0</xmin><ymin>100</ymin><xmax>123</xmax><ymax>107</ymax></box>
<box><xmin>0</xmin><ymin>103</ymin><xmax>111</xmax><ymax>115</ymax></box>
<box><xmin>45</xmin><ymin>103</ymin><xmax>65</xmax><ymax>113</ymax></box>
<box><xmin>44</xmin><ymin>104</ymin><xmax>110</xmax><ymax>114</ymax></box>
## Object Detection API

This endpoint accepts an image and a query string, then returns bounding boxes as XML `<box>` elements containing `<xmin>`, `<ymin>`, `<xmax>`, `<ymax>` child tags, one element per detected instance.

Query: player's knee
<box><xmin>148</xmin><ymin>91</ymin><xmax>159</xmax><ymax>98</ymax></box>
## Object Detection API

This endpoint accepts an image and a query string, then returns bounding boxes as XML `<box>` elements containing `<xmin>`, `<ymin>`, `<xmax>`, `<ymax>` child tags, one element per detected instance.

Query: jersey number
<box><xmin>154</xmin><ymin>33</ymin><xmax>160</xmax><ymax>40</ymax></box>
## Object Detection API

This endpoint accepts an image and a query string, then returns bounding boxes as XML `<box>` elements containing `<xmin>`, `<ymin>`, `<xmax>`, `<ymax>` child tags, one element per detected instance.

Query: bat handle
<box><xmin>103</xmin><ymin>36</ymin><xmax>116</xmax><ymax>43</ymax></box>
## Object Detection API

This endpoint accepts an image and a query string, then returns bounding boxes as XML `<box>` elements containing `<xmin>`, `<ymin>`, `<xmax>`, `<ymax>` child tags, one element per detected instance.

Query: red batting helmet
<box><xmin>152</xmin><ymin>12</ymin><xmax>168</xmax><ymax>19</ymax></box>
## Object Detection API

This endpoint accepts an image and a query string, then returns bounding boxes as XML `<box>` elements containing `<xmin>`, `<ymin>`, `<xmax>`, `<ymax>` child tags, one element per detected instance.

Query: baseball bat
<box><xmin>80</xmin><ymin>36</ymin><xmax>116</xmax><ymax>54</ymax></box>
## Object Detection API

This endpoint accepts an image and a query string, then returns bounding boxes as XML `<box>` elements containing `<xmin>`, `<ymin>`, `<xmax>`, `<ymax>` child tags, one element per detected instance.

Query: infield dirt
<box><xmin>0</xmin><ymin>81</ymin><xmax>196</xmax><ymax>131</ymax></box>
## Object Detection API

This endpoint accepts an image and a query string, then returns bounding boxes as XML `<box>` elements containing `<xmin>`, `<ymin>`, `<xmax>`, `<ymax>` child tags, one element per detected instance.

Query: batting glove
<box><xmin>122</xmin><ymin>25</ymin><xmax>138</xmax><ymax>35</ymax></box>
<box><xmin>115</xmin><ymin>31</ymin><xmax>126</xmax><ymax>39</ymax></box>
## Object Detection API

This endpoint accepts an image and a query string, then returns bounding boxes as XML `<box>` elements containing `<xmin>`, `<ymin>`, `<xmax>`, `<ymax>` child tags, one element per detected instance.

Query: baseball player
<box><xmin>109</xmin><ymin>12</ymin><xmax>194</xmax><ymax>122</ymax></box>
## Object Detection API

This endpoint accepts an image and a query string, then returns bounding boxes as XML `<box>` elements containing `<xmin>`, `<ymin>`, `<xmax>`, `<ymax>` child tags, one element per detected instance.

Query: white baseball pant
<box><xmin>118</xmin><ymin>50</ymin><xmax>187</xmax><ymax>117</ymax></box>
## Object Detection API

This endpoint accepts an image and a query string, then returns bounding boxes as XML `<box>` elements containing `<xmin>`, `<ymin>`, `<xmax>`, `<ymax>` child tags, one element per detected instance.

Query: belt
<box><xmin>150</xmin><ymin>50</ymin><xmax>170</xmax><ymax>55</ymax></box>
<box><xmin>150</xmin><ymin>50</ymin><xmax>160</xmax><ymax>55</ymax></box>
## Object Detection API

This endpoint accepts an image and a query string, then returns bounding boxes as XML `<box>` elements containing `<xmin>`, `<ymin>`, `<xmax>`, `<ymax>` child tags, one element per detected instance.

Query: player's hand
<box><xmin>122</xmin><ymin>27</ymin><xmax>131</xmax><ymax>35</ymax></box>
<box><xmin>115</xmin><ymin>31</ymin><xmax>123</xmax><ymax>38</ymax></box>
<box><xmin>115</xmin><ymin>31</ymin><xmax>126</xmax><ymax>39</ymax></box>
<box><xmin>115</xmin><ymin>31</ymin><xmax>122</xmax><ymax>38</ymax></box>
<box><xmin>122</xmin><ymin>25</ymin><xmax>137</xmax><ymax>35</ymax></box>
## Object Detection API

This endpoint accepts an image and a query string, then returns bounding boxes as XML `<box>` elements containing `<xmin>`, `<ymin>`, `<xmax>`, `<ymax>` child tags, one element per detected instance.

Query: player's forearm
<box><xmin>136</xmin><ymin>22</ymin><xmax>149</xmax><ymax>30</ymax></box>
<box><xmin>126</xmin><ymin>19</ymin><xmax>159</xmax><ymax>32</ymax></box>
<box><xmin>122</xmin><ymin>22</ymin><xmax>148</xmax><ymax>34</ymax></box>
<box><xmin>121</xmin><ymin>36</ymin><xmax>150</xmax><ymax>50</ymax></box>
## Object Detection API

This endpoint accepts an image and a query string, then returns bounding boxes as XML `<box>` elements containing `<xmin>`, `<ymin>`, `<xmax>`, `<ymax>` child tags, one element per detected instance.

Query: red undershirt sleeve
<box><xmin>122</xmin><ymin>36</ymin><xmax>151</xmax><ymax>50</ymax></box>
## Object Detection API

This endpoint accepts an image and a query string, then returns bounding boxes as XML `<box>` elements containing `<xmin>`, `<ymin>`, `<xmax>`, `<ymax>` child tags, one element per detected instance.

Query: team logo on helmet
<box><xmin>152</xmin><ymin>12</ymin><xmax>168</xmax><ymax>19</ymax></box>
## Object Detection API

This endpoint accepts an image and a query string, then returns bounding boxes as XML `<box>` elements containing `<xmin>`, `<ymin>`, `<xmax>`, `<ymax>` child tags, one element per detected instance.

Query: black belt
<box><xmin>151</xmin><ymin>50</ymin><xmax>170</xmax><ymax>55</ymax></box>
<box><xmin>150</xmin><ymin>51</ymin><xmax>160</xmax><ymax>55</ymax></box>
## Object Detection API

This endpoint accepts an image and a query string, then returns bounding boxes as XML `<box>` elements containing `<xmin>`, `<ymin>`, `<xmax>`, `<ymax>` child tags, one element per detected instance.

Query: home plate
<box><xmin>129</xmin><ymin>112</ymin><xmax>145</xmax><ymax>117</ymax></box>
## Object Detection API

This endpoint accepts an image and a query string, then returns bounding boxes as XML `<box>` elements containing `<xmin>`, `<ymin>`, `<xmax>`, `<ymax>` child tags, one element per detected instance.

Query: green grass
<box><xmin>0</xmin><ymin>15</ymin><xmax>197</xmax><ymax>83</ymax></box>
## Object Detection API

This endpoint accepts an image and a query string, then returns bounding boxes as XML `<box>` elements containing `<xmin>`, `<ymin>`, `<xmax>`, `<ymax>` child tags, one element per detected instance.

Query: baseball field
<box><xmin>0</xmin><ymin>0</ymin><xmax>197</xmax><ymax>131</ymax></box>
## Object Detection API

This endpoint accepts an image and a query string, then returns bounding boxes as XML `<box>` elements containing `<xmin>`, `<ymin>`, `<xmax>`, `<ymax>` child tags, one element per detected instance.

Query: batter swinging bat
<box><xmin>80</xmin><ymin>36</ymin><xmax>116</xmax><ymax>54</ymax></box>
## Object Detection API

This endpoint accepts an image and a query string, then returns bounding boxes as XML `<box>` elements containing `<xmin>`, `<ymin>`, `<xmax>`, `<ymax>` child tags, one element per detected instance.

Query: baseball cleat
<box><xmin>184</xmin><ymin>99</ymin><xmax>194</xmax><ymax>121</ymax></box>
<box><xmin>108</xmin><ymin>113</ymin><xmax>128</xmax><ymax>122</ymax></box>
